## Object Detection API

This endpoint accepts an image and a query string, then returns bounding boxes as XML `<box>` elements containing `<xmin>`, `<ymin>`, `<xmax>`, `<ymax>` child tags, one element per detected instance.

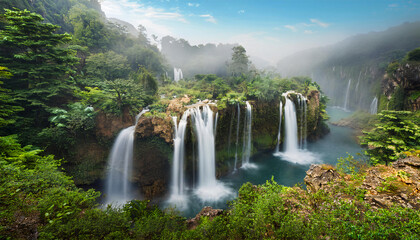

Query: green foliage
<box><xmin>228</xmin><ymin>45</ymin><xmax>250</xmax><ymax>76</ymax></box>
<box><xmin>84</xmin><ymin>51</ymin><xmax>130</xmax><ymax>83</ymax></box>
<box><xmin>0</xmin><ymin>135</ymin><xmax>100</xmax><ymax>239</ymax></box>
<box><xmin>361</xmin><ymin>111</ymin><xmax>420</xmax><ymax>165</ymax></box>
<box><xmin>0</xmin><ymin>8</ymin><xmax>79</xmax><ymax>109</ymax></box>
<box><xmin>336</xmin><ymin>153</ymin><xmax>369</xmax><ymax>175</ymax></box>
<box><xmin>407</xmin><ymin>47</ymin><xmax>420</xmax><ymax>61</ymax></box>
<box><xmin>0</xmin><ymin>66</ymin><xmax>23</xmax><ymax>129</ymax></box>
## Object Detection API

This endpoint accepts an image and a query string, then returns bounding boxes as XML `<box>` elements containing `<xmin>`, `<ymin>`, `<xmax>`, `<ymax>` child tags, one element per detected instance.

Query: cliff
<box><xmin>382</xmin><ymin>62</ymin><xmax>420</xmax><ymax>111</ymax></box>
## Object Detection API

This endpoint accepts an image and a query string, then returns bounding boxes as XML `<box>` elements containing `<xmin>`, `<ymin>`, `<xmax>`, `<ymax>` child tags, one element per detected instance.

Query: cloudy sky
<box><xmin>101</xmin><ymin>0</ymin><xmax>420</xmax><ymax>64</ymax></box>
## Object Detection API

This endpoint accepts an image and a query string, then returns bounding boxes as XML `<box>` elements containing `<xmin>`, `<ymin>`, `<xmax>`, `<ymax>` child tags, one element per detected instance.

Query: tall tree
<box><xmin>0</xmin><ymin>67</ymin><xmax>23</xmax><ymax>129</ymax></box>
<box><xmin>228</xmin><ymin>45</ymin><xmax>250</xmax><ymax>76</ymax></box>
<box><xmin>0</xmin><ymin>9</ymin><xmax>79</xmax><ymax>110</ymax></box>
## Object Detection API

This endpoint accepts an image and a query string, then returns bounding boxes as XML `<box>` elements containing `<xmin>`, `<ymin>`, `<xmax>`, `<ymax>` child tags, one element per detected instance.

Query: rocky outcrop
<box><xmin>383</xmin><ymin>62</ymin><xmax>420</xmax><ymax>111</ymax></box>
<box><xmin>187</xmin><ymin>207</ymin><xmax>224</xmax><ymax>230</ymax></box>
<box><xmin>304</xmin><ymin>165</ymin><xmax>342</xmax><ymax>193</ymax></box>
<box><xmin>304</xmin><ymin>157</ymin><xmax>420</xmax><ymax>210</ymax></box>
<box><xmin>95</xmin><ymin>107</ymin><xmax>134</xmax><ymax>138</ymax></box>
<box><xmin>136</xmin><ymin>116</ymin><xmax>173</xmax><ymax>143</ymax></box>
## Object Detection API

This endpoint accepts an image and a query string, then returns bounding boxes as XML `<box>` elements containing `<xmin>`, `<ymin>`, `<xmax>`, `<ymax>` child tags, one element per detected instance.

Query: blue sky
<box><xmin>101</xmin><ymin>0</ymin><xmax>420</xmax><ymax>64</ymax></box>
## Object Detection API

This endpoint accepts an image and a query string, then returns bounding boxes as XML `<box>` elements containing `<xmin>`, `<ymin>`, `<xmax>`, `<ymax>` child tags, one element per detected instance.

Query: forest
<box><xmin>0</xmin><ymin>0</ymin><xmax>419</xmax><ymax>239</ymax></box>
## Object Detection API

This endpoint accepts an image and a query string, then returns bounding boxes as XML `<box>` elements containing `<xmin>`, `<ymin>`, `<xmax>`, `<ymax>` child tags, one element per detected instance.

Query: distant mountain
<box><xmin>277</xmin><ymin>21</ymin><xmax>420</xmax><ymax>110</ymax></box>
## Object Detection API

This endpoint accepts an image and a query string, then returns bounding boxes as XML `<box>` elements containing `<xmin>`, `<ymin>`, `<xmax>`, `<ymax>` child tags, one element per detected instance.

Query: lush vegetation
<box><xmin>361</xmin><ymin>110</ymin><xmax>420</xmax><ymax>165</ymax></box>
<box><xmin>0</xmin><ymin>2</ymin><xmax>419</xmax><ymax>239</ymax></box>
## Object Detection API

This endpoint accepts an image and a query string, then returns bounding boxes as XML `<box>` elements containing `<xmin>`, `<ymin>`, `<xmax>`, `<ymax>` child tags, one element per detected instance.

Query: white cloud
<box><xmin>200</xmin><ymin>14</ymin><xmax>217</xmax><ymax>24</ymax></box>
<box><xmin>238</xmin><ymin>10</ymin><xmax>245</xmax><ymax>14</ymax></box>
<box><xmin>304</xmin><ymin>30</ymin><xmax>314</xmax><ymax>34</ymax></box>
<box><xmin>188</xmin><ymin>2</ymin><xmax>200</xmax><ymax>7</ymax></box>
<box><xmin>310</xmin><ymin>19</ymin><xmax>330</xmax><ymax>28</ymax></box>
<box><xmin>101</xmin><ymin>0</ymin><xmax>188</xmax><ymax>38</ymax></box>
<box><xmin>284</xmin><ymin>25</ymin><xmax>297</xmax><ymax>32</ymax></box>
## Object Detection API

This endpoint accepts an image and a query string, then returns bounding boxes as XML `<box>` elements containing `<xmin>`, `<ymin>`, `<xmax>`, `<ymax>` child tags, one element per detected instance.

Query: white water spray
<box><xmin>105</xmin><ymin>109</ymin><xmax>148</xmax><ymax>205</ymax></box>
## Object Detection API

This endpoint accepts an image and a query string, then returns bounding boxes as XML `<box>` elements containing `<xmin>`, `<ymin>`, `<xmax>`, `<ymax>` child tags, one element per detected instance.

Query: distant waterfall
<box><xmin>174</xmin><ymin>68</ymin><xmax>183</xmax><ymax>82</ymax></box>
<box><xmin>274</xmin><ymin>92</ymin><xmax>317</xmax><ymax>164</ymax></box>
<box><xmin>343</xmin><ymin>79</ymin><xmax>351</xmax><ymax>111</ymax></box>
<box><xmin>105</xmin><ymin>109</ymin><xmax>148</xmax><ymax>205</ymax></box>
<box><xmin>168</xmin><ymin>111</ymin><xmax>190</xmax><ymax>208</ymax></box>
<box><xmin>370</xmin><ymin>97</ymin><xmax>378</xmax><ymax>114</ymax></box>
<box><xmin>191</xmin><ymin>105</ymin><xmax>231</xmax><ymax>201</ymax></box>
<box><xmin>274</xmin><ymin>100</ymin><xmax>283</xmax><ymax>153</ymax></box>
<box><xmin>234</xmin><ymin>103</ymin><xmax>240</xmax><ymax>171</ymax></box>
<box><xmin>241</xmin><ymin>101</ymin><xmax>254</xmax><ymax>168</ymax></box>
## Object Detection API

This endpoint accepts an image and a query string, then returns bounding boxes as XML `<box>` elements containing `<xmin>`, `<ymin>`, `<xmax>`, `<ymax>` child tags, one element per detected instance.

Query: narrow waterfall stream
<box><xmin>343</xmin><ymin>79</ymin><xmax>351</xmax><ymax>111</ymax></box>
<box><xmin>168</xmin><ymin>111</ymin><xmax>190</xmax><ymax>209</ymax></box>
<box><xmin>104</xmin><ymin>109</ymin><xmax>148</xmax><ymax>206</ymax></box>
<box><xmin>370</xmin><ymin>97</ymin><xmax>378</xmax><ymax>114</ymax></box>
<box><xmin>234</xmin><ymin>103</ymin><xmax>240</xmax><ymax>171</ymax></box>
<box><xmin>241</xmin><ymin>101</ymin><xmax>255</xmax><ymax>169</ymax></box>
<box><xmin>274</xmin><ymin>100</ymin><xmax>283</xmax><ymax>153</ymax></box>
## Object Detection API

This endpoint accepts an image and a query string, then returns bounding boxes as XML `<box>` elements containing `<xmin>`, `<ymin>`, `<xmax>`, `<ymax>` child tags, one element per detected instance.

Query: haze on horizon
<box><xmin>100</xmin><ymin>0</ymin><xmax>420</xmax><ymax>65</ymax></box>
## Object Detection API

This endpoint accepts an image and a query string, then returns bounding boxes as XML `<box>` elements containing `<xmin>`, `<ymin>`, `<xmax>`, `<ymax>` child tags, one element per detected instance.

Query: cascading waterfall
<box><xmin>105</xmin><ymin>109</ymin><xmax>148</xmax><ymax>205</ymax></box>
<box><xmin>274</xmin><ymin>92</ymin><xmax>317</xmax><ymax>164</ymax></box>
<box><xmin>343</xmin><ymin>79</ymin><xmax>351</xmax><ymax>111</ymax></box>
<box><xmin>174</xmin><ymin>68</ymin><xmax>183</xmax><ymax>82</ymax></box>
<box><xmin>241</xmin><ymin>101</ymin><xmax>255</xmax><ymax>169</ymax></box>
<box><xmin>274</xmin><ymin>100</ymin><xmax>283</xmax><ymax>153</ymax></box>
<box><xmin>283</xmin><ymin>94</ymin><xmax>299</xmax><ymax>152</ymax></box>
<box><xmin>370</xmin><ymin>97</ymin><xmax>378</xmax><ymax>114</ymax></box>
<box><xmin>191</xmin><ymin>105</ymin><xmax>231</xmax><ymax>201</ymax></box>
<box><xmin>234</xmin><ymin>103</ymin><xmax>240</xmax><ymax>171</ymax></box>
<box><xmin>168</xmin><ymin>111</ymin><xmax>190</xmax><ymax>209</ymax></box>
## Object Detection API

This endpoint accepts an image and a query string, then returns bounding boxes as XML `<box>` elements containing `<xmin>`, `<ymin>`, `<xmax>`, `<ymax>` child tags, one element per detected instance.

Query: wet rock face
<box><xmin>95</xmin><ymin>108</ymin><xmax>134</xmax><ymax>138</ymax></box>
<box><xmin>304</xmin><ymin>157</ymin><xmax>420</xmax><ymax>210</ymax></box>
<box><xmin>383</xmin><ymin>62</ymin><xmax>420</xmax><ymax>110</ymax></box>
<box><xmin>133</xmin><ymin>137</ymin><xmax>171</xmax><ymax>199</ymax></box>
<box><xmin>136</xmin><ymin>116</ymin><xmax>173</xmax><ymax>143</ymax></box>
<box><xmin>187</xmin><ymin>207</ymin><xmax>224</xmax><ymax>230</ymax></box>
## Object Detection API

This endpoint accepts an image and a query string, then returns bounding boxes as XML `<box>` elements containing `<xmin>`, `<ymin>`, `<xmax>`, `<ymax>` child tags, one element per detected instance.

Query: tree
<box><xmin>361</xmin><ymin>111</ymin><xmax>420</xmax><ymax>165</ymax></box>
<box><xmin>0</xmin><ymin>66</ymin><xmax>23</xmax><ymax>129</ymax></box>
<box><xmin>84</xmin><ymin>51</ymin><xmax>130</xmax><ymax>84</ymax></box>
<box><xmin>228</xmin><ymin>45</ymin><xmax>250</xmax><ymax>76</ymax></box>
<box><xmin>0</xmin><ymin>9</ymin><xmax>79</xmax><ymax>109</ymax></box>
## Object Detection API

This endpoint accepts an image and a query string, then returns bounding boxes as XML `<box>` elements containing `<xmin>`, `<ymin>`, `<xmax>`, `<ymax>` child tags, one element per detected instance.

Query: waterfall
<box><xmin>274</xmin><ymin>92</ymin><xmax>318</xmax><ymax>164</ymax></box>
<box><xmin>241</xmin><ymin>101</ymin><xmax>255</xmax><ymax>169</ymax></box>
<box><xmin>274</xmin><ymin>100</ymin><xmax>283</xmax><ymax>153</ymax></box>
<box><xmin>283</xmin><ymin>95</ymin><xmax>299</xmax><ymax>152</ymax></box>
<box><xmin>105</xmin><ymin>109</ymin><xmax>148</xmax><ymax>205</ymax></box>
<box><xmin>191</xmin><ymin>105</ymin><xmax>232</xmax><ymax>201</ymax></box>
<box><xmin>370</xmin><ymin>97</ymin><xmax>378</xmax><ymax>114</ymax></box>
<box><xmin>343</xmin><ymin>79</ymin><xmax>351</xmax><ymax>111</ymax></box>
<box><xmin>168</xmin><ymin>111</ymin><xmax>190</xmax><ymax>209</ymax></box>
<box><xmin>174</xmin><ymin>68</ymin><xmax>183</xmax><ymax>82</ymax></box>
<box><xmin>234</xmin><ymin>103</ymin><xmax>240</xmax><ymax>171</ymax></box>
